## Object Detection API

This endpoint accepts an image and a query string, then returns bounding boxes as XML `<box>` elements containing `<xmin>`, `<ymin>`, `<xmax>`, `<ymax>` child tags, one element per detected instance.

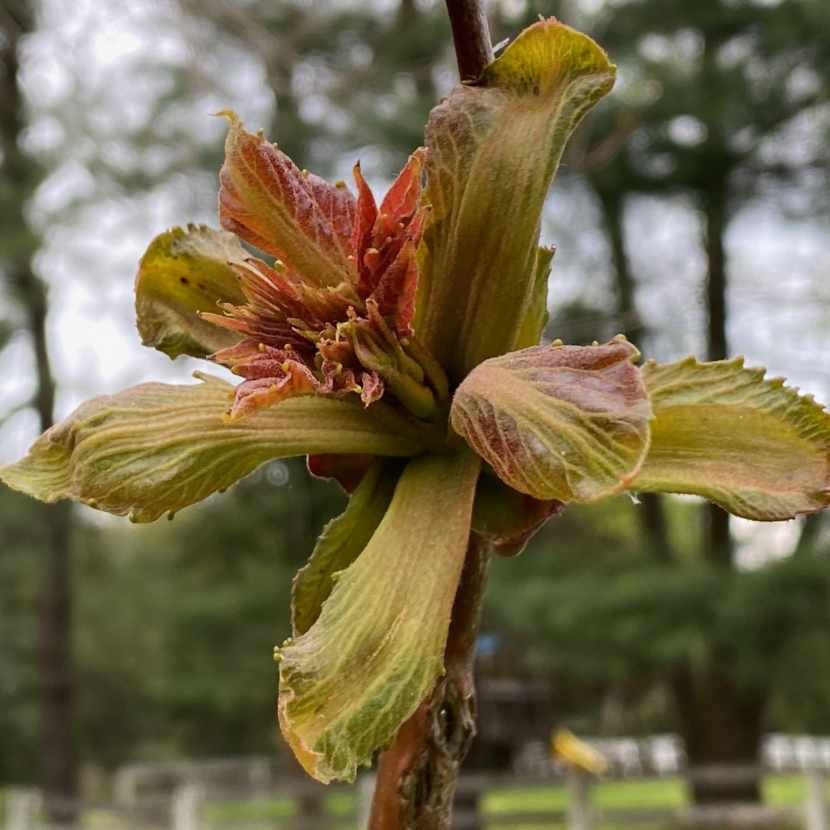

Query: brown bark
<box><xmin>0</xmin><ymin>2</ymin><xmax>78</xmax><ymax>824</ymax></box>
<box><xmin>366</xmin><ymin>9</ymin><xmax>493</xmax><ymax>827</ymax></box>
<box><xmin>793</xmin><ymin>513</ymin><xmax>822</xmax><ymax>558</ymax></box>
<box><xmin>704</xmin><ymin>185</ymin><xmax>728</xmax><ymax>365</ymax></box>
<box><xmin>671</xmin><ymin>664</ymin><xmax>766</xmax><ymax>803</ymax></box>
<box><xmin>598</xmin><ymin>189</ymin><xmax>644</xmax><ymax>348</ymax></box>
<box><xmin>703</xmin><ymin>182</ymin><xmax>734</xmax><ymax>572</ymax></box>
<box><xmin>37</xmin><ymin>502</ymin><xmax>76</xmax><ymax>825</ymax></box>
<box><xmin>601</xmin><ymin>149</ymin><xmax>767</xmax><ymax>805</ymax></box>
<box><xmin>368</xmin><ymin>539</ymin><xmax>490</xmax><ymax>830</ymax></box>
<box><xmin>443</xmin><ymin>0</ymin><xmax>493</xmax><ymax>82</ymax></box>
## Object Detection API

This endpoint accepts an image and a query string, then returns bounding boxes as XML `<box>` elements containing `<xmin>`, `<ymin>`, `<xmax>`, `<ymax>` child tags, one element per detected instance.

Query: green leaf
<box><xmin>219</xmin><ymin>112</ymin><xmax>356</xmax><ymax>286</ymax></box>
<box><xmin>0</xmin><ymin>374</ymin><xmax>424</xmax><ymax>523</ymax></box>
<box><xmin>417</xmin><ymin>18</ymin><xmax>615</xmax><ymax>382</ymax></box>
<box><xmin>514</xmin><ymin>245</ymin><xmax>555</xmax><ymax>352</ymax></box>
<box><xmin>450</xmin><ymin>339</ymin><xmax>651</xmax><ymax>503</ymax></box>
<box><xmin>135</xmin><ymin>224</ymin><xmax>247</xmax><ymax>359</ymax></box>
<box><xmin>278</xmin><ymin>450</ymin><xmax>481</xmax><ymax>783</ymax></box>
<box><xmin>292</xmin><ymin>459</ymin><xmax>401</xmax><ymax>636</ymax></box>
<box><xmin>631</xmin><ymin>357</ymin><xmax>830</xmax><ymax>521</ymax></box>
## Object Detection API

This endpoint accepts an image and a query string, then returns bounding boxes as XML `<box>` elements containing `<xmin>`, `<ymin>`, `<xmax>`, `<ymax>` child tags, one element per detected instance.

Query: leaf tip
<box><xmin>213</xmin><ymin>108</ymin><xmax>240</xmax><ymax>123</ymax></box>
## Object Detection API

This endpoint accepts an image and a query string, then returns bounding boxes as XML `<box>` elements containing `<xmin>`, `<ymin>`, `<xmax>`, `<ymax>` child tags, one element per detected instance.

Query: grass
<box><xmin>4</xmin><ymin>773</ymin><xmax>824</xmax><ymax>830</ymax></box>
<box><xmin>195</xmin><ymin>773</ymin><xmax>822</xmax><ymax>828</ymax></box>
<box><xmin>482</xmin><ymin>777</ymin><xmax>683</xmax><ymax>830</ymax></box>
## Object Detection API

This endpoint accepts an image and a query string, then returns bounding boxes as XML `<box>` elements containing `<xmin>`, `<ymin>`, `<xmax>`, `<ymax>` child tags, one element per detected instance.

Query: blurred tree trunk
<box><xmin>600</xmin><ymin>177</ymin><xmax>767</xmax><ymax>804</ymax></box>
<box><xmin>0</xmin><ymin>1</ymin><xmax>77</xmax><ymax>823</ymax></box>
<box><xmin>679</xmin><ymin>182</ymin><xmax>766</xmax><ymax>805</ymax></box>
<box><xmin>599</xmin><ymin>187</ymin><xmax>674</xmax><ymax>567</ymax></box>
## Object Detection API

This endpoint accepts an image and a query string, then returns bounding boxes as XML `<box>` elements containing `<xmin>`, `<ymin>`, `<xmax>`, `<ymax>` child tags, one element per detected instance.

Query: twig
<box><xmin>443</xmin><ymin>0</ymin><xmax>493</xmax><ymax>81</ymax></box>
<box><xmin>368</xmin><ymin>538</ymin><xmax>491</xmax><ymax>830</ymax></box>
<box><xmin>366</xmin><ymin>6</ymin><xmax>494</xmax><ymax>827</ymax></box>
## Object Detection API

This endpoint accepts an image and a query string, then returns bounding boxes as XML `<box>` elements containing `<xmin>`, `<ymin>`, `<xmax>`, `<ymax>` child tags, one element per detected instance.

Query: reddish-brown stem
<box><xmin>367</xmin><ymin>7</ymin><xmax>494</xmax><ymax>828</ymax></box>
<box><xmin>368</xmin><ymin>538</ymin><xmax>491</xmax><ymax>830</ymax></box>
<box><xmin>444</xmin><ymin>0</ymin><xmax>494</xmax><ymax>81</ymax></box>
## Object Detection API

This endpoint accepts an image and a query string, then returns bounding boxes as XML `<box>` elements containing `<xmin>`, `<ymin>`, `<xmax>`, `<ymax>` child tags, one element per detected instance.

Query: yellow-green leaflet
<box><xmin>135</xmin><ymin>224</ymin><xmax>246</xmax><ymax>359</ymax></box>
<box><xmin>292</xmin><ymin>459</ymin><xmax>401</xmax><ymax>636</ymax></box>
<box><xmin>417</xmin><ymin>19</ymin><xmax>615</xmax><ymax>382</ymax></box>
<box><xmin>278</xmin><ymin>451</ymin><xmax>480</xmax><ymax>783</ymax></box>
<box><xmin>0</xmin><ymin>375</ymin><xmax>423</xmax><ymax>523</ymax></box>
<box><xmin>632</xmin><ymin>357</ymin><xmax>830</xmax><ymax>520</ymax></box>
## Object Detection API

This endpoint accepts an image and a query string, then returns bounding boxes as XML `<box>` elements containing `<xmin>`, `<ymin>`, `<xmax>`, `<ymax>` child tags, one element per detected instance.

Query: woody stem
<box><xmin>366</xmin><ymin>5</ymin><xmax>493</xmax><ymax>827</ymax></box>
<box><xmin>444</xmin><ymin>0</ymin><xmax>494</xmax><ymax>81</ymax></box>
<box><xmin>367</xmin><ymin>536</ymin><xmax>491</xmax><ymax>830</ymax></box>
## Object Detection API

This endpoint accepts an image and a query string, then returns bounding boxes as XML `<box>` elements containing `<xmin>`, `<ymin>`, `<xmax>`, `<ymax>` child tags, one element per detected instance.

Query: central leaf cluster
<box><xmin>208</xmin><ymin>126</ymin><xmax>441</xmax><ymax>421</ymax></box>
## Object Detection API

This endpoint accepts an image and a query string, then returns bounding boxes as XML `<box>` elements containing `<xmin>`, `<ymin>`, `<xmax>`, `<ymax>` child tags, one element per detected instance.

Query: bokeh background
<box><xmin>2</xmin><ymin>0</ymin><xmax>830</xmax><ymax>827</ymax></box>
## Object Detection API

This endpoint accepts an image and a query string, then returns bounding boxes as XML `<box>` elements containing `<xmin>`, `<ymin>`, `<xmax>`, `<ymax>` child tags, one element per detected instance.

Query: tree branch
<box><xmin>444</xmin><ymin>0</ymin><xmax>493</xmax><ymax>81</ymax></box>
<box><xmin>368</xmin><ymin>537</ymin><xmax>491</xmax><ymax>830</ymax></box>
<box><xmin>366</xmin><ymin>7</ymin><xmax>495</xmax><ymax>827</ymax></box>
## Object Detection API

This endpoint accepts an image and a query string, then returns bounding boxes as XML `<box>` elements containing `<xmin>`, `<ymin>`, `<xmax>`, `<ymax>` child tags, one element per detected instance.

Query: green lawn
<box><xmin>4</xmin><ymin>774</ymin><xmax>823</xmax><ymax>830</ymax></box>
<box><xmin>195</xmin><ymin>773</ymin><xmax>821</xmax><ymax>828</ymax></box>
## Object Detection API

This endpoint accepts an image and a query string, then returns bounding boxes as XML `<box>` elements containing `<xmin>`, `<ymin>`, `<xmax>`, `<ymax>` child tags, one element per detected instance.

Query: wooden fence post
<box><xmin>5</xmin><ymin>789</ymin><xmax>41</xmax><ymax>830</ymax></box>
<box><xmin>805</xmin><ymin>768</ymin><xmax>829</xmax><ymax>830</ymax></box>
<box><xmin>171</xmin><ymin>784</ymin><xmax>203</xmax><ymax>830</ymax></box>
<box><xmin>567</xmin><ymin>769</ymin><xmax>594</xmax><ymax>830</ymax></box>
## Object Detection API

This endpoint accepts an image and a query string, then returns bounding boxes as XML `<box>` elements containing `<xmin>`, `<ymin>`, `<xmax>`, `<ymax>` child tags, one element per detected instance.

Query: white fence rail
<box><xmin>5</xmin><ymin>769</ymin><xmax>830</xmax><ymax>830</ymax></box>
<box><xmin>8</xmin><ymin>734</ymin><xmax>830</xmax><ymax>830</ymax></box>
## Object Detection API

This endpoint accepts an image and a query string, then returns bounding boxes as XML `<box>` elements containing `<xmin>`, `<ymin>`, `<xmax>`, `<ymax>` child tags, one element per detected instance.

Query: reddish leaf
<box><xmin>219</xmin><ymin>113</ymin><xmax>356</xmax><ymax>285</ymax></box>
<box><xmin>451</xmin><ymin>338</ymin><xmax>652</xmax><ymax>503</ymax></box>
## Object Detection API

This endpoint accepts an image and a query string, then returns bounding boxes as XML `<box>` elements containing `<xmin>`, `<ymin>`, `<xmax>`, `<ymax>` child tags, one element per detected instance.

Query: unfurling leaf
<box><xmin>278</xmin><ymin>451</ymin><xmax>481</xmax><ymax>783</ymax></box>
<box><xmin>306</xmin><ymin>453</ymin><xmax>376</xmax><ymax>493</ymax></box>
<box><xmin>135</xmin><ymin>224</ymin><xmax>247</xmax><ymax>359</ymax></box>
<box><xmin>472</xmin><ymin>473</ymin><xmax>564</xmax><ymax>556</ymax></box>
<box><xmin>450</xmin><ymin>339</ymin><xmax>652</xmax><ymax>503</ymax></box>
<box><xmin>631</xmin><ymin>357</ymin><xmax>830</xmax><ymax>520</ymax></box>
<box><xmin>219</xmin><ymin>112</ymin><xmax>356</xmax><ymax>285</ymax></box>
<box><xmin>417</xmin><ymin>18</ymin><xmax>615</xmax><ymax>382</ymax></box>
<box><xmin>513</xmin><ymin>246</ymin><xmax>556</xmax><ymax>352</ymax></box>
<box><xmin>0</xmin><ymin>375</ymin><xmax>424</xmax><ymax>523</ymax></box>
<box><xmin>292</xmin><ymin>459</ymin><xmax>401</xmax><ymax>636</ymax></box>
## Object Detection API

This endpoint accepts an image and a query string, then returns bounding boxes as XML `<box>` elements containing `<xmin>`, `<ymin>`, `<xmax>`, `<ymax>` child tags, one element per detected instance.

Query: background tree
<box><xmin>180</xmin><ymin>0</ymin><xmax>455</xmax><ymax>177</ymax></box>
<box><xmin>0</xmin><ymin>1</ymin><xmax>77</xmax><ymax>822</ymax></box>
<box><xmin>580</xmin><ymin>0</ymin><xmax>830</xmax><ymax>802</ymax></box>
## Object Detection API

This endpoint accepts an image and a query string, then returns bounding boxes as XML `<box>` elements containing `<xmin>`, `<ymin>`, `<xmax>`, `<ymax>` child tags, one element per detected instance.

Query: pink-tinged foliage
<box><xmin>451</xmin><ymin>339</ymin><xmax>652</xmax><ymax>503</ymax></box>
<box><xmin>219</xmin><ymin>114</ymin><xmax>356</xmax><ymax>276</ymax></box>
<box><xmin>352</xmin><ymin>154</ymin><xmax>428</xmax><ymax>332</ymax></box>
<box><xmin>472</xmin><ymin>473</ymin><xmax>564</xmax><ymax>556</ymax></box>
<box><xmin>208</xmin><ymin>119</ymin><xmax>430</xmax><ymax>420</ymax></box>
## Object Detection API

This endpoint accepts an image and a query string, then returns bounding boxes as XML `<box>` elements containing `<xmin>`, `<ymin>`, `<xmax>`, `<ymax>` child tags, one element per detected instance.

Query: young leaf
<box><xmin>219</xmin><ymin>113</ymin><xmax>356</xmax><ymax>286</ymax></box>
<box><xmin>632</xmin><ymin>357</ymin><xmax>830</xmax><ymax>520</ymax></box>
<box><xmin>278</xmin><ymin>451</ymin><xmax>481</xmax><ymax>783</ymax></box>
<box><xmin>513</xmin><ymin>245</ymin><xmax>555</xmax><ymax>352</ymax></box>
<box><xmin>472</xmin><ymin>473</ymin><xmax>564</xmax><ymax>556</ymax></box>
<box><xmin>450</xmin><ymin>339</ymin><xmax>652</xmax><ymax>503</ymax></box>
<box><xmin>135</xmin><ymin>224</ymin><xmax>247</xmax><ymax>359</ymax></box>
<box><xmin>306</xmin><ymin>453</ymin><xmax>376</xmax><ymax>493</ymax></box>
<box><xmin>0</xmin><ymin>374</ymin><xmax>423</xmax><ymax>523</ymax></box>
<box><xmin>417</xmin><ymin>18</ymin><xmax>615</xmax><ymax>382</ymax></box>
<box><xmin>292</xmin><ymin>459</ymin><xmax>401</xmax><ymax>636</ymax></box>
